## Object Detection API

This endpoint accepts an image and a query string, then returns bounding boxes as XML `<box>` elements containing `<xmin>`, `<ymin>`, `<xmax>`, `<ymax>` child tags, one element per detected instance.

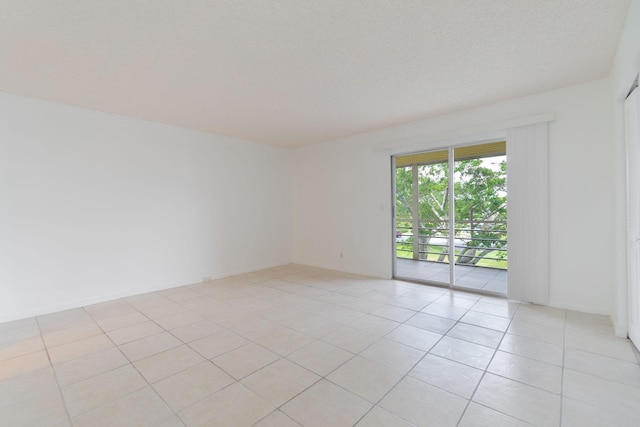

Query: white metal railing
<box><xmin>395</xmin><ymin>219</ymin><xmax>507</xmax><ymax>269</ymax></box>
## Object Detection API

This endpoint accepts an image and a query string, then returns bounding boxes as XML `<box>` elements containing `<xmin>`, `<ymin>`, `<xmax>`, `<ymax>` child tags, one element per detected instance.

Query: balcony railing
<box><xmin>395</xmin><ymin>218</ymin><xmax>507</xmax><ymax>270</ymax></box>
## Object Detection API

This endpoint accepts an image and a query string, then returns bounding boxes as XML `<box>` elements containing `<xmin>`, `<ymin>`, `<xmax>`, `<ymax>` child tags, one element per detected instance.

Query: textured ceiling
<box><xmin>0</xmin><ymin>1</ymin><xmax>631</xmax><ymax>148</ymax></box>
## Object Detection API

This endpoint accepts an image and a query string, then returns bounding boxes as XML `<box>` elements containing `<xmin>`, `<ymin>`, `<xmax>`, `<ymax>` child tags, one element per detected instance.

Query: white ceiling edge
<box><xmin>374</xmin><ymin>113</ymin><xmax>555</xmax><ymax>155</ymax></box>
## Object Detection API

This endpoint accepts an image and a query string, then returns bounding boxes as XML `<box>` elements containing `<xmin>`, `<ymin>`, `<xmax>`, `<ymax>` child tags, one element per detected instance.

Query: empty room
<box><xmin>2</xmin><ymin>1</ymin><xmax>640</xmax><ymax>426</ymax></box>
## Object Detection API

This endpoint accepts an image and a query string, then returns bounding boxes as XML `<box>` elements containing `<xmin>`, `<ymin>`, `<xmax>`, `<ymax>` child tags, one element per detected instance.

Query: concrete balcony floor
<box><xmin>395</xmin><ymin>258</ymin><xmax>507</xmax><ymax>294</ymax></box>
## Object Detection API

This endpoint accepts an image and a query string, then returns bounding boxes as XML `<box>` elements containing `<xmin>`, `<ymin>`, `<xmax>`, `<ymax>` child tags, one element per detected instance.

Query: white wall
<box><xmin>0</xmin><ymin>92</ymin><xmax>292</xmax><ymax>322</ymax></box>
<box><xmin>611</xmin><ymin>0</ymin><xmax>640</xmax><ymax>336</ymax></box>
<box><xmin>293</xmin><ymin>78</ymin><xmax>615</xmax><ymax>315</ymax></box>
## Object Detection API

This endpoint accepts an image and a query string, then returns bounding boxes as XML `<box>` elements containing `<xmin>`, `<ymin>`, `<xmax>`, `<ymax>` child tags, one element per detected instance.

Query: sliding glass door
<box><xmin>395</xmin><ymin>150</ymin><xmax>450</xmax><ymax>286</ymax></box>
<box><xmin>393</xmin><ymin>142</ymin><xmax>508</xmax><ymax>294</ymax></box>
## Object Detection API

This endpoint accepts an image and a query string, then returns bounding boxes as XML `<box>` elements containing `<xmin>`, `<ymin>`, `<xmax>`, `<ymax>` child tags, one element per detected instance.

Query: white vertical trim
<box><xmin>448</xmin><ymin>147</ymin><xmax>455</xmax><ymax>285</ymax></box>
<box><xmin>506</xmin><ymin>122</ymin><xmax>550</xmax><ymax>304</ymax></box>
<box><xmin>391</xmin><ymin>156</ymin><xmax>398</xmax><ymax>279</ymax></box>
<box><xmin>411</xmin><ymin>166</ymin><xmax>420</xmax><ymax>259</ymax></box>
<box><xmin>625</xmin><ymin>87</ymin><xmax>640</xmax><ymax>348</ymax></box>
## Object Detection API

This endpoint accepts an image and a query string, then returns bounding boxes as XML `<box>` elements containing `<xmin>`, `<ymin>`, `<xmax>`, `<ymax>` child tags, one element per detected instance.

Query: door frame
<box><xmin>625</xmin><ymin>82</ymin><xmax>640</xmax><ymax>348</ymax></box>
<box><xmin>391</xmin><ymin>139</ymin><xmax>508</xmax><ymax>296</ymax></box>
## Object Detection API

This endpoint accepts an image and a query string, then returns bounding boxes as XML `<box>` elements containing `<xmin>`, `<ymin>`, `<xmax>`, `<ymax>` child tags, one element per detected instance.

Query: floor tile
<box><xmin>322</xmin><ymin>325</ymin><xmax>379</xmax><ymax>353</ymax></box>
<box><xmin>0</xmin><ymin>336</ymin><xmax>44</xmax><ymax>361</ymax></box>
<box><xmin>470</xmin><ymin>301</ymin><xmax>519</xmax><ymax>318</ymax></box>
<box><xmin>421</xmin><ymin>302</ymin><xmax>468</xmax><ymax>320</ymax></box>
<box><xmin>360</xmin><ymin>338</ymin><xmax>425</xmax><ymax>374</ymax></box>
<box><xmin>2</xmin><ymin>388</ymin><xmax>68</xmax><ymax>427</ymax></box>
<box><xmin>53</xmin><ymin>346</ymin><xmax>129</xmax><ymax>386</ymax></box>
<box><xmin>255</xmin><ymin>328</ymin><xmax>315</xmax><ymax>356</ymax></box>
<box><xmin>94</xmin><ymin>312</ymin><xmax>148</xmax><ymax>332</ymax></box>
<box><xmin>213</xmin><ymin>343</ymin><xmax>280</xmax><ymax>379</ymax></box>
<box><xmin>153</xmin><ymin>311</ymin><xmax>204</xmax><ymax>330</ymax></box>
<box><xmin>134</xmin><ymin>344</ymin><xmax>204</xmax><ymax>383</ymax></box>
<box><xmin>562</xmin><ymin>397</ymin><xmax>640</xmax><ymax>427</ymax></box>
<box><xmin>241</xmin><ymin>358</ymin><xmax>320</xmax><ymax>406</ymax></box>
<box><xmin>458</xmin><ymin>402</ymin><xmax>532</xmax><ymax>427</ymax></box>
<box><xmin>72</xmin><ymin>386</ymin><xmax>172</xmax><ymax>427</ymax></box>
<box><xmin>565</xmin><ymin>332</ymin><xmax>637</xmax><ymax>363</ymax></box>
<box><xmin>379</xmin><ymin>377</ymin><xmax>467</xmax><ymax>427</ymax></box>
<box><xmin>488</xmin><ymin>350</ymin><xmax>562</xmax><ymax>393</ymax></box>
<box><xmin>564</xmin><ymin>347</ymin><xmax>640</xmax><ymax>387</ymax></box>
<box><xmin>0</xmin><ymin>350</ymin><xmax>50</xmax><ymax>380</ymax></box>
<box><xmin>438</xmin><ymin>293</ymin><xmax>481</xmax><ymax>308</ymax></box>
<box><xmin>124</xmin><ymin>293</ymin><xmax>171</xmax><ymax>310</ymax></box>
<box><xmin>253</xmin><ymin>410</ymin><xmax>301</xmax><ymax>427</ymax></box>
<box><xmin>446</xmin><ymin>322</ymin><xmax>504</xmax><ymax>348</ymax></box>
<box><xmin>327</xmin><ymin>356</ymin><xmax>403</xmax><ymax>403</ymax></box>
<box><xmin>178</xmin><ymin>382</ymin><xmax>273</xmax><ymax>427</ymax></box>
<box><xmin>152</xmin><ymin>415</ymin><xmax>187</xmax><ymax>427</ymax></box>
<box><xmin>430</xmin><ymin>336</ymin><xmax>495</xmax><ymax>370</ymax></box>
<box><xmin>565</xmin><ymin>312</ymin><xmax>617</xmax><ymax>339</ymax></box>
<box><xmin>0</xmin><ymin>367</ymin><xmax>57</xmax><ymax>407</ymax></box>
<box><xmin>38</xmin><ymin>309</ymin><xmax>94</xmax><ymax>334</ymax></box>
<box><xmin>385</xmin><ymin>324</ymin><xmax>442</xmax><ymax>352</ymax></box>
<box><xmin>288</xmin><ymin>315</ymin><xmax>342</xmax><ymax>338</ymax></box>
<box><xmin>512</xmin><ymin>305</ymin><xmax>565</xmax><ymax>328</ymax></box>
<box><xmin>153</xmin><ymin>361</ymin><xmax>235</xmax><ymax>411</ymax></box>
<box><xmin>107</xmin><ymin>320</ymin><xmax>164</xmax><ymax>345</ymax></box>
<box><xmin>507</xmin><ymin>320</ymin><xmax>564</xmax><ymax>346</ymax></box>
<box><xmin>409</xmin><ymin>354</ymin><xmax>483</xmax><ymax>399</ymax></box>
<box><xmin>460</xmin><ymin>311</ymin><xmax>511</xmax><ymax>332</ymax></box>
<box><xmin>563</xmin><ymin>368</ymin><xmax>640</xmax><ymax>419</ymax></box>
<box><xmin>84</xmin><ymin>300</ymin><xmax>138</xmax><ymax>321</ymax></box>
<box><xmin>355</xmin><ymin>406</ymin><xmax>415</xmax><ymax>426</ymax></box>
<box><xmin>42</xmin><ymin>322</ymin><xmax>103</xmax><ymax>348</ymax></box>
<box><xmin>350</xmin><ymin>314</ymin><xmax>401</xmax><ymax>336</ymax></box>
<box><xmin>139</xmin><ymin>302</ymin><xmax>187</xmax><ymax>320</ymax></box>
<box><xmin>230</xmin><ymin>317</ymin><xmax>284</xmax><ymax>341</ymax></box>
<box><xmin>169</xmin><ymin>319</ymin><xmax>224</xmax><ymax>343</ymax></box>
<box><xmin>387</xmin><ymin>295</ymin><xmax>431</xmax><ymax>311</ymax></box>
<box><xmin>498</xmin><ymin>333</ymin><xmax>564</xmax><ymax>366</ymax></box>
<box><xmin>287</xmin><ymin>340</ymin><xmax>353</xmax><ymax>376</ymax></box>
<box><xmin>262</xmin><ymin>306</ymin><xmax>312</xmax><ymax>327</ymax></box>
<box><xmin>473</xmin><ymin>373</ymin><xmax>561</xmax><ymax>426</ymax></box>
<box><xmin>282</xmin><ymin>379</ymin><xmax>372</xmax><ymax>427</ymax></box>
<box><xmin>318</xmin><ymin>306</ymin><xmax>366</xmax><ymax>324</ymax></box>
<box><xmin>119</xmin><ymin>331</ymin><xmax>182</xmax><ymax>361</ymax></box>
<box><xmin>47</xmin><ymin>334</ymin><xmax>114</xmax><ymax>364</ymax></box>
<box><xmin>61</xmin><ymin>364</ymin><xmax>146</xmax><ymax>417</ymax></box>
<box><xmin>370</xmin><ymin>305</ymin><xmax>416</xmax><ymax>323</ymax></box>
<box><xmin>0</xmin><ymin>317</ymin><xmax>37</xmax><ymax>333</ymax></box>
<box><xmin>159</xmin><ymin>287</ymin><xmax>202</xmax><ymax>303</ymax></box>
<box><xmin>405</xmin><ymin>312</ymin><xmax>456</xmax><ymax>334</ymax></box>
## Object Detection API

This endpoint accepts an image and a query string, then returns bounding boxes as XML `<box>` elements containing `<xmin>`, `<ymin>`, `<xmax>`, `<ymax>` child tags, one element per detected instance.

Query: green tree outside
<box><xmin>395</xmin><ymin>155</ymin><xmax>507</xmax><ymax>268</ymax></box>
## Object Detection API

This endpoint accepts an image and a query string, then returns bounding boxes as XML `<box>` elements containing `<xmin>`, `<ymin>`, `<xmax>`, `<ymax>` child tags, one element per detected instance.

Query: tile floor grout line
<box><xmin>74</xmin><ymin>305</ymin><xmax>183</xmax><ymax>425</ymax></box>
<box><xmin>453</xmin><ymin>299</ymin><xmax>499</xmax><ymax>427</ymax></box>
<box><xmin>252</xmin><ymin>285</ymin><xmax>444</xmax><ymax>426</ymax></box>
<box><xmin>558</xmin><ymin>306</ymin><xmax>567</xmax><ymax>427</ymax></box>
<box><xmin>454</xmin><ymin>299</ymin><xmax>534</xmax><ymax>427</ymax></box>
<box><xmin>347</xmin><ymin>297</ymin><xmax>478</xmax><ymax>427</ymax></box>
<box><xmin>33</xmin><ymin>315</ymin><xmax>75</xmax><ymax>427</ymax></box>
<box><xmin>4</xmin><ymin>266</ymin><xmax>640</xmax><ymax>426</ymax></box>
<box><xmin>326</xmin><ymin>320</ymin><xmax>440</xmax><ymax>427</ymax></box>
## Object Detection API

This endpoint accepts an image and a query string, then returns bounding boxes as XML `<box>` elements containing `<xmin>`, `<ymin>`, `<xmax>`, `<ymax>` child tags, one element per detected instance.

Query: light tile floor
<box><xmin>1</xmin><ymin>264</ymin><xmax>639</xmax><ymax>427</ymax></box>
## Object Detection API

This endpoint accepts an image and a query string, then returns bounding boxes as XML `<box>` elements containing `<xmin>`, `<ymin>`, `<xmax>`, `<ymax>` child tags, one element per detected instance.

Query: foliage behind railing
<box><xmin>395</xmin><ymin>218</ymin><xmax>507</xmax><ymax>269</ymax></box>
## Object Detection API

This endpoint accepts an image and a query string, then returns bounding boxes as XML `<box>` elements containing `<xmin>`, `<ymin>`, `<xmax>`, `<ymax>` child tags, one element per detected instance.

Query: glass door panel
<box><xmin>452</xmin><ymin>145</ymin><xmax>508</xmax><ymax>293</ymax></box>
<box><xmin>394</xmin><ymin>150</ymin><xmax>450</xmax><ymax>285</ymax></box>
